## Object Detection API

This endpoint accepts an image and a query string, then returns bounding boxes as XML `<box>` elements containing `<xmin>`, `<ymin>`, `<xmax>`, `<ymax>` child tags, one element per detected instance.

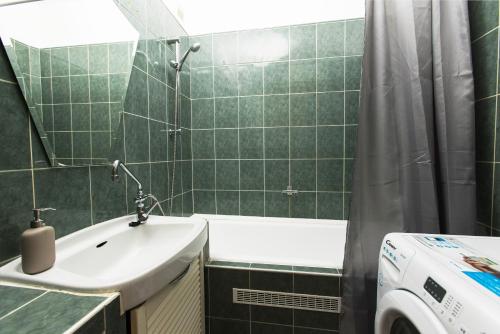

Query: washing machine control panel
<box><xmin>424</xmin><ymin>276</ymin><xmax>446</xmax><ymax>303</ymax></box>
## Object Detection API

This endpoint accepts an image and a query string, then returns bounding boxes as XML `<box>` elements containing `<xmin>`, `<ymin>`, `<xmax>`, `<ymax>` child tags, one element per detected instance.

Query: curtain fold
<box><xmin>340</xmin><ymin>0</ymin><xmax>476</xmax><ymax>333</ymax></box>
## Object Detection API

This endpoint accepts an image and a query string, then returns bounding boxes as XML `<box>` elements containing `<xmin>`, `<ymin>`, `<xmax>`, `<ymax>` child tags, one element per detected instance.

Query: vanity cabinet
<box><xmin>129</xmin><ymin>255</ymin><xmax>205</xmax><ymax>334</ymax></box>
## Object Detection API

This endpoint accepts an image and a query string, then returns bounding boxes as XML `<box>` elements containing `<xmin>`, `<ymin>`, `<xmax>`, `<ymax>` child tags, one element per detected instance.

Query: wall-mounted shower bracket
<box><xmin>168</xmin><ymin>128</ymin><xmax>182</xmax><ymax>136</ymax></box>
<box><xmin>282</xmin><ymin>186</ymin><xmax>299</xmax><ymax>196</ymax></box>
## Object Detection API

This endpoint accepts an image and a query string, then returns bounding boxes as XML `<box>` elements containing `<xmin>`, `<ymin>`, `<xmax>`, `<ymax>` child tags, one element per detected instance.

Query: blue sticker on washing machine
<box><xmin>463</xmin><ymin>271</ymin><xmax>500</xmax><ymax>297</ymax></box>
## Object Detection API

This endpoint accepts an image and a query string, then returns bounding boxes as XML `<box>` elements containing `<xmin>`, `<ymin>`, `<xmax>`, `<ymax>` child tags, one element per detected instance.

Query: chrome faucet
<box><xmin>111</xmin><ymin>160</ymin><xmax>165</xmax><ymax>227</ymax></box>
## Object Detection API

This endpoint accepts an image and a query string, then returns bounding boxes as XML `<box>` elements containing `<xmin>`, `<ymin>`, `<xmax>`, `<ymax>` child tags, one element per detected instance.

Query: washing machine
<box><xmin>375</xmin><ymin>233</ymin><xmax>500</xmax><ymax>334</ymax></box>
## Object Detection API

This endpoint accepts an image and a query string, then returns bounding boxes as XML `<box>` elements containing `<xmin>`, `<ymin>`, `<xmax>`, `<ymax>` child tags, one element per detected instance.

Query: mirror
<box><xmin>0</xmin><ymin>0</ymin><xmax>139</xmax><ymax>166</ymax></box>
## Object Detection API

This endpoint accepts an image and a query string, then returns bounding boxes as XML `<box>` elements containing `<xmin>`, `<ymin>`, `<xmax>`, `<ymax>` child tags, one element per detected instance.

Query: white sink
<box><xmin>0</xmin><ymin>215</ymin><xmax>207</xmax><ymax>311</ymax></box>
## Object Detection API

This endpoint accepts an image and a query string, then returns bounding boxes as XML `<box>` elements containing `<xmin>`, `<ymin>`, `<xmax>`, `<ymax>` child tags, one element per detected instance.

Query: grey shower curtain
<box><xmin>341</xmin><ymin>0</ymin><xmax>476</xmax><ymax>333</ymax></box>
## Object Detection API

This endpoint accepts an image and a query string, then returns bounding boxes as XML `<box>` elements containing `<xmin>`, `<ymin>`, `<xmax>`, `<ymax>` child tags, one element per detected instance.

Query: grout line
<box><xmin>0</xmin><ymin>291</ymin><xmax>49</xmax><ymax>322</ymax></box>
<box><xmin>211</xmin><ymin>34</ymin><xmax>218</xmax><ymax>214</ymax></box>
<box><xmin>315</xmin><ymin>22</ymin><xmax>319</xmax><ymax>219</ymax></box>
<box><xmin>262</xmin><ymin>58</ymin><xmax>266</xmax><ymax>216</ymax></box>
<box><xmin>288</xmin><ymin>25</ymin><xmax>292</xmax><ymax>218</ymax></box>
<box><xmin>487</xmin><ymin>7</ymin><xmax>500</xmax><ymax>236</ymax></box>
<box><xmin>237</xmin><ymin>32</ymin><xmax>242</xmax><ymax>216</ymax></box>
<box><xmin>342</xmin><ymin>20</ymin><xmax>347</xmax><ymax>219</ymax></box>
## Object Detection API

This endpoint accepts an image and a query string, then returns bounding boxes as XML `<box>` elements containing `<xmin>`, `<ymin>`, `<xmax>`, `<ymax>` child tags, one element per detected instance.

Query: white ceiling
<box><xmin>162</xmin><ymin>0</ymin><xmax>365</xmax><ymax>35</ymax></box>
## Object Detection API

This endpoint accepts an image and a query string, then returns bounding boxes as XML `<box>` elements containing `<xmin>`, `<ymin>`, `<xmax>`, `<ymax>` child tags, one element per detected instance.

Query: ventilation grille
<box><xmin>232</xmin><ymin>288</ymin><xmax>341</xmax><ymax>313</ymax></box>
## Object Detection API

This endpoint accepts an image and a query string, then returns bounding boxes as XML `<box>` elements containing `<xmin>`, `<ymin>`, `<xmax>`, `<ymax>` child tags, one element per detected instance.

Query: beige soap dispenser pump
<box><xmin>21</xmin><ymin>208</ymin><xmax>56</xmax><ymax>275</ymax></box>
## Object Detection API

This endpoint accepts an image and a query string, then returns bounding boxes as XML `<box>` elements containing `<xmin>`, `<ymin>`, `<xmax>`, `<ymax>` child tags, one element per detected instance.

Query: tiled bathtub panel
<box><xmin>190</xmin><ymin>18</ymin><xmax>364</xmax><ymax>220</ymax></box>
<box><xmin>205</xmin><ymin>265</ymin><xmax>342</xmax><ymax>334</ymax></box>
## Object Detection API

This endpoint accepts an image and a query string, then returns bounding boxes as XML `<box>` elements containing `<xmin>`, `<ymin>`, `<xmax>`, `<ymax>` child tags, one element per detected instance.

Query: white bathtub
<box><xmin>193</xmin><ymin>214</ymin><xmax>347</xmax><ymax>269</ymax></box>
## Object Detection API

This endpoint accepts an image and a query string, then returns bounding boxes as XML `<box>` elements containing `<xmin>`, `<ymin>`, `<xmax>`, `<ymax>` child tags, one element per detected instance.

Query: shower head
<box><xmin>190</xmin><ymin>43</ymin><xmax>201</xmax><ymax>52</ymax></box>
<box><xmin>170</xmin><ymin>43</ymin><xmax>201</xmax><ymax>71</ymax></box>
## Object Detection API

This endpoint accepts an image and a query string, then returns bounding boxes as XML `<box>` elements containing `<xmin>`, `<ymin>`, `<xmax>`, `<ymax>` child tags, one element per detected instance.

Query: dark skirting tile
<box><xmin>209</xmin><ymin>268</ymin><xmax>250</xmax><ymax>320</ymax></box>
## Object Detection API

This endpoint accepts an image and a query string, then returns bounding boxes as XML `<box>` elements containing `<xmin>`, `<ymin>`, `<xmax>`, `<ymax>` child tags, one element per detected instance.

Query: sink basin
<box><xmin>0</xmin><ymin>215</ymin><xmax>207</xmax><ymax>311</ymax></box>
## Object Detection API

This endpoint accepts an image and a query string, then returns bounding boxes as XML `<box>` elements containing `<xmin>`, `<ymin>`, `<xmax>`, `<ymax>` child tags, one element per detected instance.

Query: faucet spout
<box><xmin>111</xmin><ymin>160</ymin><xmax>142</xmax><ymax>191</ymax></box>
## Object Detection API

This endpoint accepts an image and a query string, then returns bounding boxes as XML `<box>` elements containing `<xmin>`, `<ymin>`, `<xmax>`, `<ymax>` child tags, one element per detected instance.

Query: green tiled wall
<box><xmin>190</xmin><ymin>19</ymin><xmax>364</xmax><ymax>219</ymax></box>
<box><xmin>470</xmin><ymin>0</ymin><xmax>500</xmax><ymax>236</ymax></box>
<box><xmin>0</xmin><ymin>0</ymin><xmax>193</xmax><ymax>264</ymax></box>
<box><xmin>10</xmin><ymin>39</ymin><xmax>136</xmax><ymax>165</ymax></box>
<box><xmin>38</xmin><ymin>41</ymin><xmax>134</xmax><ymax>165</ymax></box>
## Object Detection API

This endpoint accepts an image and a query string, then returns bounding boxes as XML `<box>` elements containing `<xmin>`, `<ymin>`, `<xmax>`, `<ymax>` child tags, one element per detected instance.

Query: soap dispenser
<box><xmin>21</xmin><ymin>208</ymin><xmax>56</xmax><ymax>274</ymax></box>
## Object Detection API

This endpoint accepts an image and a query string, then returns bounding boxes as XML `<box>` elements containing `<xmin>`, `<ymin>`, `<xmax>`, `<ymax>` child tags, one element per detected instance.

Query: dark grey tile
<box><xmin>208</xmin><ymin>261</ymin><xmax>251</xmax><ymax>268</ymax></box>
<box><xmin>70</xmin><ymin>76</ymin><xmax>90</xmax><ymax>103</ymax></box>
<box><xmin>472</xmin><ymin>29</ymin><xmax>498</xmax><ymax>99</ymax></box>
<box><xmin>294</xmin><ymin>310</ymin><xmax>339</xmax><ymax>331</ymax></box>
<box><xmin>264</xmin><ymin>95</ymin><xmax>289</xmax><ymax>127</ymax></box>
<box><xmin>293</xmin><ymin>266</ymin><xmax>340</xmax><ymax>275</ymax></box>
<box><xmin>192</xmin><ymin>67</ymin><xmax>214</xmax><ymax>98</ymax></box>
<box><xmin>290</xmin><ymin>127</ymin><xmax>315</xmax><ymax>159</ymax></box>
<box><xmin>89</xmin><ymin>44</ymin><xmax>108</xmax><ymax>74</ymax></box>
<box><xmin>193</xmin><ymin>160</ymin><xmax>215</xmax><ymax>190</ymax></box>
<box><xmin>124</xmin><ymin>68</ymin><xmax>148</xmax><ymax>117</ymax></box>
<box><xmin>148</xmin><ymin>76</ymin><xmax>167</xmax><ymax>122</ymax></box>
<box><xmin>89</xmin><ymin>75</ymin><xmax>109</xmax><ymax>103</ymax></box>
<box><xmin>294</xmin><ymin>327</ymin><xmax>338</xmax><ymax>334</ymax></box>
<box><xmin>290</xmin><ymin>191</ymin><xmax>316</xmax><ymax>218</ymax></box>
<box><xmin>148</xmin><ymin>121</ymin><xmax>168</xmax><ymax>162</ymax></box>
<box><xmin>194</xmin><ymin>190</ymin><xmax>216</xmax><ymax>214</ymax></box>
<box><xmin>265</xmin><ymin>160</ymin><xmax>289</xmax><ymax>191</ymax></box>
<box><xmin>345</xmin><ymin>91</ymin><xmax>360</xmax><ymax>124</ymax></box>
<box><xmin>264</xmin><ymin>127</ymin><xmax>289</xmax><ymax>159</ymax></box>
<box><xmin>240</xmin><ymin>191</ymin><xmax>265</xmax><ymax>216</ymax></box>
<box><xmin>318</xmin><ymin>92</ymin><xmax>344</xmax><ymax>125</ymax></box>
<box><xmin>124</xmin><ymin>113</ymin><xmax>149</xmax><ymax>162</ymax></box>
<box><xmin>192</xmin><ymin>98</ymin><xmax>214</xmax><ymax>129</ymax></box>
<box><xmin>0</xmin><ymin>82</ymin><xmax>31</xmax><ymax>170</ymax></box>
<box><xmin>238</xmin><ymin>63</ymin><xmax>263</xmax><ymax>96</ymax></box>
<box><xmin>345</xmin><ymin>20</ymin><xmax>364</xmax><ymax>56</ymax></box>
<box><xmin>317</xmin><ymin>192</ymin><xmax>343</xmax><ymax>219</ymax></box>
<box><xmin>216</xmin><ymin>191</ymin><xmax>239</xmax><ymax>215</ymax></box>
<box><xmin>213</xmin><ymin>32</ymin><xmax>238</xmax><ymax>66</ymax></box>
<box><xmin>250</xmin><ymin>271</ymin><xmax>293</xmax><ymax>330</ymax></box>
<box><xmin>265</xmin><ymin>191</ymin><xmax>289</xmax><ymax>217</ymax></box>
<box><xmin>192</xmin><ymin>130</ymin><xmax>215</xmax><ymax>159</ymax></box>
<box><xmin>469</xmin><ymin>0</ymin><xmax>499</xmax><ymax>41</ymax></box>
<box><xmin>317</xmin><ymin>21</ymin><xmax>345</xmax><ymax>57</ymax></box>
<box><xmin>0</xmin><ymin>292</ymin><xmax>105</xmax><ymax>334</ymax></box>
<box><xmin>344</xmin><ymin>125</ymin><xmax>358</xmax><ymax>158</ymax></box>
<box><xmin>290</xmin><ymin>93</ymin><xmax>316</xmax><ymax>126</ymax></box>
<box><xmin>74</xmin><ymin>310</ymin><xmax>104</xmax><ymax>334</ymax></box>
<box><xmin>0</xmin><ymin>171</ymin><xmax>33</xmax><ymax>261</ymax></box>
<box><xmin>216</xmin><ymin>160</ymin><xmax>239</xmax><ymax>190</ymax></box>
<box><xmin>189</xmin><ymin>35</ymin><xmax>213</xmax><ymax>68</ymax></box>
<box><xmin>240</xmin><ymin>96</ymin><xmax>263</xmax><ymax>127</ymax></box>
<box><xmin>250</xmin><ymin>263</ymin><xmax>293</xmax><ymax>271</ymax></box>
<box><xmin>317</xmin><ymin>58</ymin><xmax>344</xmax><ymax>92</ymax></box>
<box><xmin>290</xmin><ymin>59</ymin><xmax>316</xmax><ymax>93</ymax></box>
<box><xmin>0</xmin><ymin>286</ymin><xmax>44</xmax><ymax>318</ymax></box>
<box><xmin>209</xmin><ymin>267</ymin><xmax>250</xmax><ymax>320</ymax></box>
<box><xmin>345</xmin><ymin>56</ymin><xmax>362</xmax><ymax>90</ymax></box>
<box><xmin>210</xmin><ymin>317</ymin><xmax>249</xmax><ymax>334</ymax></box>
<box><xmin>91</xmin><ymin>165</ymin><xmax>127</xmax><ymax>224</ymax></box>
<box><xmin>476</xmin><ymin>97</ymin><xmax>496</xmax><ymax>161</ymax></box>
<box><xmin>52</xmin><ymin>76</ymin><xmax>70</xmax><ymax>104</ymax></box>
<box><xmin>291</xmin><ymin>159</ymin><xmax>316</xmax><ymax>191</ymax></box>
<box><xmin>317</xmin><ymin>159</ymin><xmax>343</xmax><ymax>191</ymax></box>
<box><xmin>290</xmin><ymin>24</ymin><xmax>316</xmax><ymax>60</ymax></box>
<box><xmin>240</xmin><ymin>128</ymin><xmax>264</xmax><ymax>159</ymax></box>
<box><xmin>214</xmin><ymin>65</ymin><xmax>238</xmax><ymax>97</ymax></box>
<box><xmin>215</xmin><ymin>129</ymin><xmax>238</xmax><ymax>158</ymax></box>
<box><xmin>215</xmin><ymin>97</ymin><xmax>238</xmax><ymax>128</ymax></box>
<box><xmin>476</xmin><ymin>162</ymin><xmax>493</xmax><ymax>224</ymax></box>
<box><xmin>251</xmin><ymin>322</ymin><xmax>292</xmax><ymax>334</ymax></box>
<box><xmin>34</xmin><ymin>167</ymin><xmax>91</xmax><ymax>237</ymax></box>
<box><xmin>240</xmin><ymin>160</ymin><xmax>264</xmax><ymax>190</ymax></box>
<box><xmin>104</xmin><ymin>297</ymin><xmax>127</xmax><ymax>334</ymax></box>
<box><xmin>317</xmin><ymin>126</ymin><xmax>343</xmax><ymax>158</ymax></box>
<box><xmin>264</xmin><ymin>62</ymin><xmax>289</xmax><ymax>94</ymax></box>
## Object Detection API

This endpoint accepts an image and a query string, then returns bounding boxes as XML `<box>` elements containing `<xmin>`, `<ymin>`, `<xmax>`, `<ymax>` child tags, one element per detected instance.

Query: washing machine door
<box><xmin>375</xmin><ymin>290</ymin><xmax>447</xmax><ymax>334</ymax></box>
